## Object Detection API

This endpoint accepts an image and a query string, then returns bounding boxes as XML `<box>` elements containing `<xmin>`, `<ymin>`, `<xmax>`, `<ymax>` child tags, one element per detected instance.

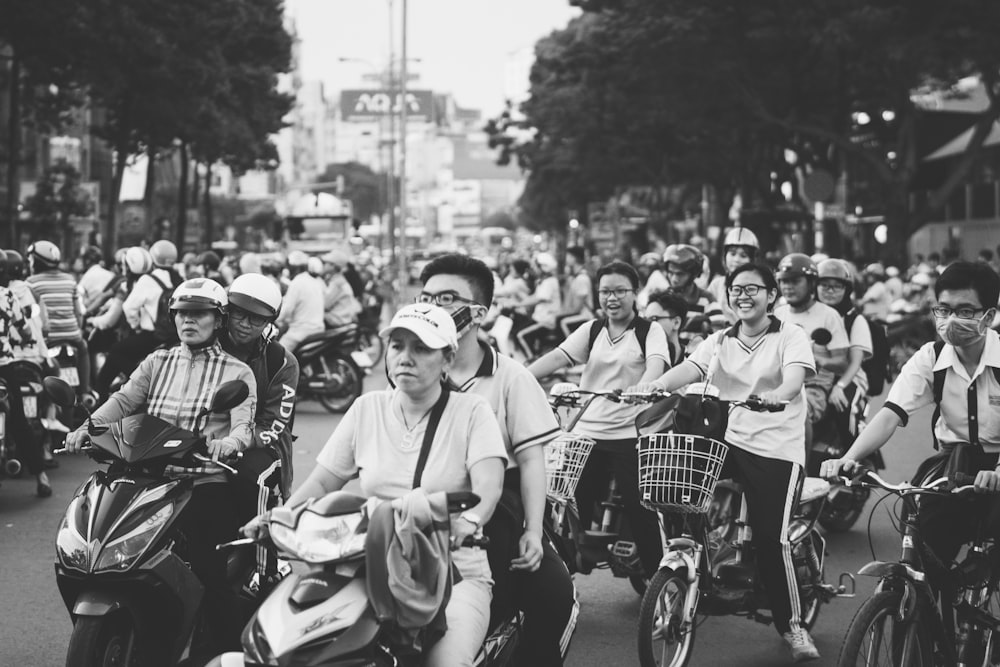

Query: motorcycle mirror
<box><xmin>43</xmin><ymin>377</ymin><xmax>77</xmax><ymax>409</ymax></box>
<box><xmin>210</xmin><ymin>380</ymin><xmax>250</xmax><ymax>413</ymax></box>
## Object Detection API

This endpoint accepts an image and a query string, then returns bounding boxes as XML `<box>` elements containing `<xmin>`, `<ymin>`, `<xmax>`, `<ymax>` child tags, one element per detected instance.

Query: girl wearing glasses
<box><xmin>528</xmin><ymin>260</ymin><xmax>670</xmax><ymax>578</ymax></box>
<box><xmin>631</xmin><ymin>262</ymin><xmax>822</xmax><ymax>661</ymax></box>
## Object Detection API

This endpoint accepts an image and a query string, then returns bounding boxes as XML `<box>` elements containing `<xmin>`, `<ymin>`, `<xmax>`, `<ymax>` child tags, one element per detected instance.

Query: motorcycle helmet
<box><xmin>864</xmin><ymin>262</ymin><xmax>886</xmax><ymax>279</ymax></box>
<box><xmin>149</xmin><ymin>240</ymin><xmax>178</xmax><ymax>268</ymax></box>
<box><xmin>123</xmin><ymin>247</ymin><xmax>153</xmax><ymax>276</ymax></box>
<box><xmin>82</xmin><ymin>245</ymin><xmax>104</xmax><ymax>267</ymax></box>
<box><xmin>5</xmin><ymin>250</ymin><xmax>25</xmax><ymax>280</ymax></box>
<box><xmin>535</xmin><ymin>252</ymin><xmax>557</xmax><ymax>274</ymax></box>
<box><xmin>287</xmin><ymin>250</ymin><xmax>309</xmax><ymax>269</ymax></box>
<box><xmin>228</xmin><ymin>273</ymin><xmax>282</xmax><ymax>319</ymax></box>
<box><xmin>663</xmin><ymin>244</ymin><xmax>704</xmax><ymax>277</ymax></box>
<box><xmin>775</xmin><ymin>253</ymin><xmax>818</xmax><ymax>281</ymax></box>
<box><xmin>307</xmin><ymin>256</ymin><xmax>324</xmax><ymax>277</ymax></box>
<box><xmin>0</xmin><ymin>248</ymin><xmax>7</xmax><ymax>281</ymax></box>
<box><xmin>723</xmin><ymin>228</ymin><xmax>760</xmax><ymax>253</ymax></box>
<box><xmin>816</xmin><ymin>259</ymin><xmax>854</xmax><ymax>296</ymax></box>
<box><xmin>196</xmin><ymin>250</ymin><xmax>222</xmax><ymax>273</ymax></box>
<box><xmin>638</xmin><ymin>252</ymin><xmax>662</xmax><ymax>268</ymax></box>
<box><xmin>170</xmin><ymin>278</ymin><xmax>228</xmax><ymax>315</ymax></box>
<box><xmin>27</xmin><ymin>240</ymin><xmax>61</xmax><ymax>270</ymax></box>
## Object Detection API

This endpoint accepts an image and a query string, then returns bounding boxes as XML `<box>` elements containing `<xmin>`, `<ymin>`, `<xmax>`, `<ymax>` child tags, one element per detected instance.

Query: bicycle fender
<box><xmin>658</xmin><ymin>552</ymin><xmax>697</xmax><ymax>583</ymax></box>
<box><xmin>72</xmin><ymin>589</ymin><xmax>138</xmax><ymax>617</ymax></box>
<box><xmin>858</xmin><ymin>560</ymin><xmax>925</xmax><ymax>583</ymax></box>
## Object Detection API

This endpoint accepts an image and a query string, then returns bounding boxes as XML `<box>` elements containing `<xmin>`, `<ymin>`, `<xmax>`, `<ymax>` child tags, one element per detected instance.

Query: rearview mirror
<box><xmin>43</xmin><ymin>377</ymin><xmax>77</xmax><ymax>409</ymax></box>
<box><xmin>211</xmin><ymin>380</ymin><xmax>249</xmax><ymax>413</ymax></box>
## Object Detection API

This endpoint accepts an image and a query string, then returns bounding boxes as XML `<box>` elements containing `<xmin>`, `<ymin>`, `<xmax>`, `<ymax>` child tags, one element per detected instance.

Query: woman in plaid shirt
<box><xmin>65</xmin><ymin>277</ymin><xmax>257</xmax><ymax>652</ymax></box>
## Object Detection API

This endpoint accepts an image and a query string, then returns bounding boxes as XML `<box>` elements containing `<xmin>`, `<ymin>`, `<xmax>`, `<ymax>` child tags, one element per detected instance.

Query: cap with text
<box><xmin>380</xmin><ymin>303</ymin><xmax>458</xmax><ymax>351</ymax></box>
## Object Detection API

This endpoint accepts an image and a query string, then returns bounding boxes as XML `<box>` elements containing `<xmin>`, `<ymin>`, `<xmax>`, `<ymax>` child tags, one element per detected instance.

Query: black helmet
<box><xmin>775</xmin><ymin>253</ymin><xmax>818</xmax><ymax>281</ymax></box>
<box><xmin>5</xmin><ymin>250</ymin><xmax>25</xmax><ymax>279</ymax></box>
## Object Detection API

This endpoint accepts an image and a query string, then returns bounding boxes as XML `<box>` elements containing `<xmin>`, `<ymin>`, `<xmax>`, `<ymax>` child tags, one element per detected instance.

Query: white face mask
<box><xmin>936</xmin><ymin>312</ymin><xmax>990</xmax><ymax>348</ymax></box>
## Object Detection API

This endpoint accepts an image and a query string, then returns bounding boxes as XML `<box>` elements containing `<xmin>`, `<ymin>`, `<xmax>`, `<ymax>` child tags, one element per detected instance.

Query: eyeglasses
<box><xmin>597</xmin><ymin>288</ymin><xmax>634</xmax><ymax>299</ymax></box>
<box><xmin>817</xmin><ymin>281</ymin><xmax>846</xmax><ymax>291</ymax></box>
<box><xmin>931</xmin><ymin>305</ymin><xmax>985</xmax><ymax>320</ymax></box>
<box><xmin>416</xmin><ymin>291</ymin><xmax>481</xmax><ymax>308</ymax></box>
<box><xmin>726</xmin><ymin>284</ymin><xmax>766</xmax><ymax>297</ymax></box>
<box><xmin>229</xmin><ymin>308</ymin><xmax>270</xmax><ymax>327</ymax></box>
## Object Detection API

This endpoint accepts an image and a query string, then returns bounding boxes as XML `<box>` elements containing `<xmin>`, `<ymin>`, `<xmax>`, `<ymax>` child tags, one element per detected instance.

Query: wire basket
<box><xmin>638</xmin><ymin>433</ymin><xmax>729</xmax><ymax>514</ymax></box>
<box><xmin>544</xmin><ymin>433</ymin><xmax>596</xmax><ymax>501</ymax></box>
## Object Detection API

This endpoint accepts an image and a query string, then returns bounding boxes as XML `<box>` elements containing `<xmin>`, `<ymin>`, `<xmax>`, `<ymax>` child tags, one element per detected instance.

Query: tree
<box><xmin>25</xmin><ymin>161</ymin><xmax>95</xmax><ymax>246</ymax></box>
<box><xmin>316</xmin><ymin>162</ymin><xmax>388</xmax><ymax>224</ymax></box>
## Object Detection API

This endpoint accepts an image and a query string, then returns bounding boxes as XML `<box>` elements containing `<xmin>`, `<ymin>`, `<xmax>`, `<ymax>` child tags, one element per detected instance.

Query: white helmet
<box><xmin>723</xmin><ymin>227</ymin><xmax>759</xmax><ymax>251</ymax></box>
<box><xmin>149</xmin><ymin>240</ymin><xmax>178</xmax><ymax>268</ymax></box>
<box><xmin>124</xmin><ymin>247</ymin><xmax>153</xmax><ymax>276</ymax></box>
<box><xmin>535</xmin><ymin>252</ymin><xmax>557</xmax><ymax>273</ymax></box>
<box><xmin>169</xmin><ymin>278</ymin><xmax>228</xmax><ymax>315</ymax></box>
<box><xmin>228</xmin><ymin>273</ymin><xmax>281</xmax><ymax>318</ymax></box>
<box><xmin>307</xmin><ymin>256</ymin><xmax>324</xmax><ymax>276</ymax></box>
<box><xmin>287</xmin><ymin>250</ymin><xmax>309</xmax><ymax>268</ymax></box>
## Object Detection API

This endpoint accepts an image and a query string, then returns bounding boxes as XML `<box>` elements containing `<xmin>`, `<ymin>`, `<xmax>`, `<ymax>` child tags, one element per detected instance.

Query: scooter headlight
<box><xmin>56</xmin><ymin>498</ymin><xmax>91</xmax><ymax>572</ymax></box>
<box><xmin>269</xmin><ymin>511</ymin><xmax>365</xmax><ymax>564</ymax></box>
<box><xmin>94</xmin><ymin>503</ymin><xmax>174</xmax><ymax>572</ymax></box>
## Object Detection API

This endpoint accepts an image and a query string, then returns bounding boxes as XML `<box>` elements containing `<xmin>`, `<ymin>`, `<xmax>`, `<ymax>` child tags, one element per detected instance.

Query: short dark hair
<box><xmin>935</xmin><ymin>261</ymin><xmax>1000</xmax><ymax>310</ymax></box>
<box><xmin>648</xmin><ymin>289</ymin><xmax>689</xmax><ymax>326</ymax></box>
<box><xmin>566</xmin><ymin>246</ymin><xmax>585</xmax><ymax>264</ymax></box>
<box><xmin>726</xmin><ymin>262</ymin><xmax>778</xmax><ymax>292</ymax></box>
<box><xmin>420</xmin><ymin>253</ymin><xmax>495</xmax><ymax>305</ymax></box>
<box><xmin>596</xmin><ymin>260</ymin><xmax>640</xmax><ymax>290</ymax></box>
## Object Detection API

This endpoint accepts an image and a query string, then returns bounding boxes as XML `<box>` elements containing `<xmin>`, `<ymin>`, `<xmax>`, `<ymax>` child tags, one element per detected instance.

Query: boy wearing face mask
<box><xmin>823</xmin><ymin>261</ymin><xmax>1000</xmax><ymax>591</ymax></box>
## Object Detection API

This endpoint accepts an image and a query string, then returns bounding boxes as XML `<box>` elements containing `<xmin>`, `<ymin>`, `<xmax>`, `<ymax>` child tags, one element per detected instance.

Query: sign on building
<box><xmin>341</xmin><ymin>90</ymin><xmax>435</xmax><ymax>123</ymax></box>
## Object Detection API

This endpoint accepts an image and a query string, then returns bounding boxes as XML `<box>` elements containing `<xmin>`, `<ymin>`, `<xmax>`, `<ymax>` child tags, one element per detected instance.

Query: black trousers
<box><xmin>97</xmin><ymin>331</ymin><xmax>160</xmax><ymax>397</ymax></box>
<box><xmin>485</xmin><ymin>484</ymin><xmax>577</xmax><ymax>666</ymax></box>
<box><xmin>575</xmin><ymin>438</ymin><xmax>663</xmax><ymax>576</ymax></box>
<box><xmin>720</xmin><ymin>447</ymin><xmax>803</xmax><ymax>635</ymax></box>
<box><xmin>233</xmin><ymin>447</ymin><xmax>283</xmax><ymax>579</ymax></box>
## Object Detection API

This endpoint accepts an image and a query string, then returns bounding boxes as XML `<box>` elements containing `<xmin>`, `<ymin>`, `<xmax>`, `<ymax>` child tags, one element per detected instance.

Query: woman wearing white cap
<box><xmin>254</xmin><ymin>303</ymin><xmax>508</xmax><ymax>666</ymax></box>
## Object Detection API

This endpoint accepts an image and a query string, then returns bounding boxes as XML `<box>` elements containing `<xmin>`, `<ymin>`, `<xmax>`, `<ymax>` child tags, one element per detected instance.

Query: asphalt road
<box><xmin>0</xmin><ymin>383</ymin><xmax>935</xmax><ymax>667</ymax></box>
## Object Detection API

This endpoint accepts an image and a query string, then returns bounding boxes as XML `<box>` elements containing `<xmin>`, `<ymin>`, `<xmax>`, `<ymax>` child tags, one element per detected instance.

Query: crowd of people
<box><xmin>7</xmin><ymin>228</ymin><xmax>1000</xmax><ymax>665</ymax></box>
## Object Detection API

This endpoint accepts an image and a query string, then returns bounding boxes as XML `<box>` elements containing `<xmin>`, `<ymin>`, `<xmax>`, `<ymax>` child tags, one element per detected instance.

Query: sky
<box><xmin>286</xmin><ymin>0</ymin><xmax>579</xmax><ymax>116</ymax></box>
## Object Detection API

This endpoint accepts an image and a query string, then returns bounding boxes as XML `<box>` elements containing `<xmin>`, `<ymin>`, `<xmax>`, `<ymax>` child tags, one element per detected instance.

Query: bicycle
<box><xmin>634</xmin><ymin>393</ymin><xmax>853</xmax><ymax>667</ymax></box>
<box><xmin>836</xmin><ymin>469</ymin><xmax>1000</xmax><ymax>667</ymax></box>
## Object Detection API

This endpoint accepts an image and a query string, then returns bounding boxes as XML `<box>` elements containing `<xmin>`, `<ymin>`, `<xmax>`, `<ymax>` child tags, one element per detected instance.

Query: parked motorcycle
<box><xmin>47</xmin><ymin>377</ymin><xmax>259</xmax><ymax>667</ymax></box>
<box><xmin>207</xmin><ymin>489</ymin><xmax>522</xmax><ymax>667</ymax></box>
<box><xmin>293</xmin><ymin>324</ymin><xmax>369</xmax><ymax>413</ymax></box>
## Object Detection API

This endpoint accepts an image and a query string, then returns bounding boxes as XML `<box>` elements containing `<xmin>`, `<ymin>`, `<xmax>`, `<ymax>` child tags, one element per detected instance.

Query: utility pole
<box><xmin>397</xmin><ymin>0</ymin><xmax>409</xmax><ymax>284</ymax></box>
<box><xmin>5</xmin><ymin>50</ymin><xmax>20</xmax><ymax>248</ymax></box>
<box><xmin>386</xmin><ymin>0</ymin><xmax>397</xmax><ymax>274</ymax></box>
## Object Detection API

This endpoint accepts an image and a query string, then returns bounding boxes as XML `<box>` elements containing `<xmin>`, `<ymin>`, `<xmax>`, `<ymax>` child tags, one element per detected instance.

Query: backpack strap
<box><xmin>587</xmin><ymin>318</ymin><xmax>606</xmax><ymax>352</ymax></box>
<box><xmin>587</xmin><ymin>316</ymin><xmax>652</xmax><ymax>357</ymax></box>
<box><xmin>148</xmin><ymin>273</ymin><xmax>168</xmax><ymax>292</ymax></box>
<box><xmin>931</xmin><ymin>341</ymin><xmax>946</xmax><ymax>450</ymax></box>
<box><xmin>844</xmin><ymin>309</ymin><xmax>858</xmax><ymax>337</ymax></box>
<box><xmin>412</xmin><ymin>387</ymin><xmax>452</xmax><ymax>489</ymax></box>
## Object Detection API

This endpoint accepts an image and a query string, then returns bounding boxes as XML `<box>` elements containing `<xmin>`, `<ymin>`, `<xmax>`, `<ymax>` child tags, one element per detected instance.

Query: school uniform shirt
<box><xmin>773</xmin><ymin>301</ymin><xmax>849</xmax><ymax>392</ymax></box>
<box><xmin>685</xmin><ymin>317</ymin><xmax>815</xmax><ymax>467</ymax></box>
<box><xmin>122</xmin><ymin>268</ymin><xmax>174</xmax><ymax>332</ymax></box>
<box><xmin>531</xmin><ymin>275</ymin><xmax>562</xmax><ymax>328</ymax></box>
<box><xmin>317</xmin><ymin>388</ymin><xmax>508</xmax><ymax>499</ymax></box>
<box><xmin>451</xmin><ymin>342</ymin><xmax>561</xmax><ymax>467</ymax></box>
<box><xmin>845</xmin><ymin>312</ymin><xmax>874</xmax><ymax>393</ymax></box>
<box><xmin>558</xmin><ymin>316</ymin><xmax>670</xmax><ymax>441</ymax></box>
<box><xmin>563</xmin><ymin>270</ymin><xmax>594</xmax><ymax>317</ymax></box>
<box><xmin>885</xmin><ymin>330</ymin><xmax>1000</xmax><ymax>451</ymax></box>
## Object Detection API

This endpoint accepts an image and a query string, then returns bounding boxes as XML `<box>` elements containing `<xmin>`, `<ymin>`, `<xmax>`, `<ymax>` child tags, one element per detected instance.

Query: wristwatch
<box><xmin>459</xmin><ymin>511</ymin><xmax>482</xmax><ymax>528</ymax></box>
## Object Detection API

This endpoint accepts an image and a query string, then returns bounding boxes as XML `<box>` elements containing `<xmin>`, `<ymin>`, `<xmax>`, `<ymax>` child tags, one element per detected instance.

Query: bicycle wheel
<box><xmin>837</xmin><ymin>589</ymin><xmax>933</xmax><ymax>667</ymax></box>
<box><xmin>638</xmin><ymin>568</ymin><xmax>696</xmax><ymax>667</ymax></box>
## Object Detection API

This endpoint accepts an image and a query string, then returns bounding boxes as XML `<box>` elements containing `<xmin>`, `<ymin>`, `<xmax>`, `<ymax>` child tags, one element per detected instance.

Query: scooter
<box><xmin>207</xmin><ymin>489</ymin><xmax>522</xmax><ymax>667</ymax></box>
<box><xmin>0</xmin><ymin>359</ymin><xmax>50</xmax><ymax>478</ymax></box>
<box><xmin>293</xmin><ymin>324</ymin><xmax>369</xmax><ymax>413</ymax></box>
<box><xmin>47</xmin><ymin>377</ymin><xmax>258</xmax><ymax>667</ymax></box>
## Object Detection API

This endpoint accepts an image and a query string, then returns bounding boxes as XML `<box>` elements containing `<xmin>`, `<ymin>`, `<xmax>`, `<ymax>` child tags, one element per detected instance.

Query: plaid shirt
<box><xmin>91</xmin><ymin>340</ymin><xmax>257</xmax><ymax>482</ymax></box>
<box><xmin>0</xmin><ymin>286</ymin><xmax>31</xmax><ymax>362</ymax></box>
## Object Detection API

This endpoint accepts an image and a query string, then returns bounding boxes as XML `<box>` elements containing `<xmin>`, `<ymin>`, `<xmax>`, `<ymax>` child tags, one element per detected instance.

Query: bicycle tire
<box><xmin>837</xmin><ymin>589</ymin><xmax>933</xmax><ymax>667</ymax></box>
<box><xmin>637</xmin><ymin>568</ymin><xmax>696</xmax><ymax>667</ymax></box>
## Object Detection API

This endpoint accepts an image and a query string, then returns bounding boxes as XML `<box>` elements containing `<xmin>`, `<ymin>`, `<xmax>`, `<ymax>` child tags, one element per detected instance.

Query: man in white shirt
<box><xmin>276</xmin><ymin>251</ymin><xmax>325</xmax><ymax>353</ymax></box>
<box><xmin>77</xmin><ymin>246</ymin><xmax>118</xmax><ymax>317</ymax></box>
<box><xmin>557</xmin><ymin>246</ymin><xmax>594</xmax><ymax>337</ymax></box>
<box><xmin>515</xmin><ymin>252</ymin><xmax>563</xmax><ymax>358</ymax></box>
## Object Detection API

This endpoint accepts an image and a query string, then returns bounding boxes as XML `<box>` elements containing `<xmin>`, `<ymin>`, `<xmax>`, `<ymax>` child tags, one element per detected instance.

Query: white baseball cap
<box><xmin>380</xmin><ymin>303</ymin><xmax>458</xmax><ymax>351</ymax></box>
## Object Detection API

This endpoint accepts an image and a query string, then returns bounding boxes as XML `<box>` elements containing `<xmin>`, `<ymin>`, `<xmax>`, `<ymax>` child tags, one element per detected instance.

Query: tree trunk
<box><xmin>203</xmin><ymin>162</ymin><xmax>213</xmax><ymax>249</ymax></box>
<box><xmin>176</xmin><ymin>141</ymin><xmax>188</xmax><ymax>248</ymax></box>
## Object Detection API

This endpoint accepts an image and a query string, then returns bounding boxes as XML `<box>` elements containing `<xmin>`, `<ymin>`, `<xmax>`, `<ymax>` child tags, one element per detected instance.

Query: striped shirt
<box><xmin>91</xmin><ymin>341</ymin><xmax>257</xmax><ymax>483</ymax></box>
<box><xmin>26</xmin><ymin>270</ymin><xmax>82</xmax><ymax>342</ymax></box>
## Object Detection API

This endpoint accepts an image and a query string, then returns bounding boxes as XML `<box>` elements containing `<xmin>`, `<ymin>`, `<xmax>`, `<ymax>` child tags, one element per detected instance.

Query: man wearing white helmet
<box><xmin>275</xmin><ymin>251</ymin><xmax>325</xmax><ymax>352</ymax></box>
<box><xmin>515</xmin><ymin>252</ymin><xmax>562</xmax><ymax>358</ymax></box>
<box><xmin>321</xmin><ymin>250</ymin><xmax>362</xmax><ymax>328</ymax></box>
<box><xmin>223</xmin><ymin>273</ymin><xmax>300</xmax><ymax>591</ymax></box>
<box><xmin>860</xmin><ymin>262</ymin><xmax>891</xmax><ymax>322</ymax></box>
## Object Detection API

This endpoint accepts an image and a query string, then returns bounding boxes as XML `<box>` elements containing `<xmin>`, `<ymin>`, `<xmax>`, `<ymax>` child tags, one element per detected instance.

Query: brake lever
<box><xmin>193</xmin><ymin>453</ymin><xmax>238</xmax><ymax>475</ymax></box>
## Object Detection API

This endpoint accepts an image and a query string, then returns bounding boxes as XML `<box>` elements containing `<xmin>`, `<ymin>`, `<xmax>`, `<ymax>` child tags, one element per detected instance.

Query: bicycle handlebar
<box><xmin>842</xmin><ymin>469</ymin><xmax>978</xmax><ymax>495</ymax></box>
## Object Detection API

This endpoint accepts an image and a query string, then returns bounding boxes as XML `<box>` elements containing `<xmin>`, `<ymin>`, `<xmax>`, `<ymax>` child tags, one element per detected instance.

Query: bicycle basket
<box><xmin>544</xmin><ymin>433</ymin><xmax>595</xmax><ymax>501</ymax></box>
<box><xmin>638</xmin><ymin>433</ymin><xmax>728</xmax><ymax>513</ymax></box>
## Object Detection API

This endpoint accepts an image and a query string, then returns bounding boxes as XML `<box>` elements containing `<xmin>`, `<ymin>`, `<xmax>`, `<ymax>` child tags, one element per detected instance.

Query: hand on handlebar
<box><xmin>207</xmin><ymin>438</ymin><xmax>238</xmax><ymax>462</ymax></box>
<box><xmin>820</xmin><ymin>457</ymin><xmax>863</xmax><ymax>481</ymax></box>
<box><xmin>240</xmin><ymin>512</ymin><xmax>270</xmax><ymax>541</ymax></box>
<box><xmin>974</xmin><ymin>469</ymin><xmax>1000</xmax><ymax>494</ymax></box>
<box><xmin>754</xmin><ymin>392</ymin><xmax>787</xmax><ymax>409</ymax></box>
<box><xmin>450</xmin><ymin>514</ymin><xmax>481</xmax><ymax>551</ymax></box>
<box><xmin>63</xmin><ymin>429</ymin><xmax>92</xmax><ymax>454</ymax></box>
<box><xmin>624</xmin><ymin>382</ymin><xmax>663</xmax><ymax>397</ymax></box>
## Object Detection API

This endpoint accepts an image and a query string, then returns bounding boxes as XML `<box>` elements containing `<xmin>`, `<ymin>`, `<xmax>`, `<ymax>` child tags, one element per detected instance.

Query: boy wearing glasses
<box><xmin>644</xmin><ymin>289</ymin><xmax>688</xmax><ymax>367</ymax></box>
<box><xmin>824</xmin><ymin>262</ymin><xmax>1000</xmax><ymax>590</ymax></box>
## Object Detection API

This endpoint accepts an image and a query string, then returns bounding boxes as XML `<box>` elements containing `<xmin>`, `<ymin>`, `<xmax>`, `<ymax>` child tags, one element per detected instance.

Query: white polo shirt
<box><xmin>452</xmin><ymin>343</ymin><xmax>561</xmax><ymax>466</ymax></box>
<box><xmin>884</xmin><ymin>330</ymin><xmax>1000</xmax><ymax>451</ymax></box>
<box><xmin>773</xmin><ymin>300</ymin><xmax>849</xmax><ymax>392</ymax></box>
<box><xmin>559</xmin><ymin>316</ymin><xmax>670</xmax><ymax>440</ymax></box>
<box><xmin>845</xmin><ymin>312</ymin><xmax>874</xmax><ymax>392</ymax></box>
<box><xmin>685</xmin><ymin>317</ymin><xmax>815</xmax><ymax>466</ymax></box>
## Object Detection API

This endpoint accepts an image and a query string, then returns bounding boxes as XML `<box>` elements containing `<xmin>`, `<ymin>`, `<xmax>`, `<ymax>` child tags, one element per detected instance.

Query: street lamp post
<box><xmin>397</xmin><ymin>0</ymin><xmax>409</xmax><ymax>286</ymax></box>
<box><xmin>2</xmin><ymin>47</ymin><xmax>19</xmax><ymax>248</ymax></box>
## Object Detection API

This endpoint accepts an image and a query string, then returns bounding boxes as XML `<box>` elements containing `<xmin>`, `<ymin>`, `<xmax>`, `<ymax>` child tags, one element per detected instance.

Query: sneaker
<box><xmin>783</xmin><ymin>628</ymin><xmax>820</xmax><ymax>662</ymax></box>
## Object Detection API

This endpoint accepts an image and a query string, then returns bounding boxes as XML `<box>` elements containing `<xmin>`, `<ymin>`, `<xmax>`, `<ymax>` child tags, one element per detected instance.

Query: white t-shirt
<box><xmin>316</xmin><ymin>389</ymin><xmax>508</xmax><ymax>499</ymax></box>
<box><xmin>845</xmin><ymin>312</ymin><xmax>873</xmax><ymax>392</ymax></box>
<box><xmin>558</xmin><ymin>317</ymin><xmax>670</xmax><ymax>440</ymax></box>
<box><xmin>531</xmin><ymin>276</ymin><xmax>562</xmax><ymax>328</ymax></box>
<box><xmin>686</xmin><ymin>318</ymin><xmax>815</xmax><ymax>466</ymax></box>
<box><xmin>637</xmin><ymin>270</ymin><xmax>670</xmax><ymax>310</ymax></box>
<box><xmin>773</xmin><ymin>301</ymin><xmax>849</xmax><ymax>392</ymax></box>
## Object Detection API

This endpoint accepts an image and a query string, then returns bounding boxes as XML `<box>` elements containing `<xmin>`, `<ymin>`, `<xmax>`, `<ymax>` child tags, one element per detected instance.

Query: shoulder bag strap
<box><xmin>412</xmin><ymin>386</ymin><xmax>452</xmax><ymax>489</ymax></box>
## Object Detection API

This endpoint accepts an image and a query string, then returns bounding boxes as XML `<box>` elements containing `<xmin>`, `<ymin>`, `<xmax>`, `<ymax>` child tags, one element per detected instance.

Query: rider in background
<box><xmin>556</xmin><ymin>246</ymin><xmax>594</xmax><ymax>338</ymax></box>
<box><xmin>275</xmin><ymin>251</ymin><xmax>324</xmax><ymax>353</ymax></box>
<box><xmin>632</xmin><ymin>262</ymin><xmax>821</xmax><ymax>662</ymax></box>
<box><xmin>77</xmin><ymin>245</ymin><xmax>118</xmax><ymax>317</ymax></box>
<box><xmin>516</xmin><ymin>252</ymin><xmax>562</xmax><ymax>358</ymax></box>
<box><xmin>773</xmin><ymin>253</ymin><xmax>849</xmax><ymax>453</ymax></box>
<box><xmin>636</xmin><ymin>252</ymin><xmax>670</xmax><ymax>311</ymax></box>
<box><xmin>320</xmin><ymin>250</ymin><xmax>362</xmax><ymax>329</ymax></box>
<box><xmin>528</xmin><ymin>260</ymin><xmax>670</xmax><ymax>577</ymax></box>
<box><xmin>26</xmin><ymin>241</ymin><xmax>92</xmax><ymax>402</ymax></box>
<box><xmin>644</xmin><ymin>289</ymin><xmax>689</xmax><ymax>367</ymax></box>
<box><xmin>707</xmin><ymin>227</ymin><xmax>760</xmax><ymax>325</ymax></box>
<box><xmin>663</xmin><ymin>244</ymin><xmax>726</xmax><ymax>347</ymax></box>
<box><xmin>5</xmin><ymin>250</ymin><xmax>47</xmax><ymax>362</ymax></box>
<box><xmin>859</xmin><ymin>262</ymin><xmax>892</xmax><ymax>322</ymax></box>
<box><xmin>822</xmin><ymin>261</ymin><xmax>1000</xmax><ymax>593</ymax></box>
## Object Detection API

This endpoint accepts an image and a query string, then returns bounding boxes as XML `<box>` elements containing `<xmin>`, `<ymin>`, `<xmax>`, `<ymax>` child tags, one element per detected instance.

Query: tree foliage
<box><xmin>316</xmin><ymin>162</ymin><xmax>389</xmax><ymax>225</ymax></box>
<box><xmin>493</xmin><ymin>0</ymin><xmax>1000</xmax><ymax>256</ymax></box>
<box><xmin>25</xmin><ymin>161</ymin><xmax>95</xmax><ymax>242</ymax></box>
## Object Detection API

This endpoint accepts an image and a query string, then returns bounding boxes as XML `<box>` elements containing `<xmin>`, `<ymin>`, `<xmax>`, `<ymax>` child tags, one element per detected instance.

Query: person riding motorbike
<box><xmin>419</xmin><ymin>253</ymin><xmax>578</xmax><ymax>665</ymax></box>
<box><xmin>823</xmin><ymin>261</ymin><xmax>1000</xmax><ymax>597</ymax></box>
<box><xmin>631</xmin><ymin>262</ymin><xmax>821</xmax><ymax>662</ymax></box>
<box><xmin>77</xmin><ymin>245</ymin><xmax>118</xmax><ymax>317</ymax></box>
<box><xmin>64</xmin><ymin>277</ymin><xmax>258</xmax><ymax>652</ymax></box>
<box><xmin>635</xmin><ymin>252</ymin><xmax>671</xmax><ymax>311</ymax></box>
<box><xmin>515</xmin><ymin>252</ymin><xmax>563</xmax><ymax>358</ymax></box>
<box><xmin>4</xmin><ymin>250</ymin><xmax>47</xmax><ymax>362</ymax></box>
<box><xmin>25</xmin><ymin>240</ymin><xmax>93</xmax><ymax>402</ymax></box>
<box><xmin>556</xmin><ymin>246</ymin><xmax>594</xmax><ymax>338</ymax></box>
<box><xmin>663</xmin><ymin>244</ymin><xmax>726</xmax><ymax>347</ymax></box>
<box><xmin>773</xmin><ymin>253</ymin><xmax>850</xmax><ymax>456</ymax></box>
<box><xmin>244</xmin><ymin>302</ymin><xmax>507</xmax><ymax>667</ymax></box>
<box><xmin>275</xmin><ymin>250</ymin><xmax>324</xmax><ymax>353</ymax></box>
<box><xmin>320</xmin><ymin>250</ymin><xmax>362</xmax><ymax>329</ymax></box>
<box><xmin>221</xmin><ymin>273</ymin><xmax>299</xmax><ymax>591</ymax></box>
<box><xmin>707</xmin><ymin>227</ymin><xmax>760</xmax><ymax>325</ymax></box>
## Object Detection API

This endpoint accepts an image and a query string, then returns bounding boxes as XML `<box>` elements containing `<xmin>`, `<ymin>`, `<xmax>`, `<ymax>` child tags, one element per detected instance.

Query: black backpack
<box><xmin>148</xmin><ymin>274</ymin><xmax>178</xmax><ymax>343</ymax></box>
<box><xmin>586</xmin><ymin>316</ymin><xmax>653</xmax><ymax>358</ymax></box>
<box><xmin>845</xmin><ymin>310</ymin><xmax>890</xmax><ymax>396</ymax></box>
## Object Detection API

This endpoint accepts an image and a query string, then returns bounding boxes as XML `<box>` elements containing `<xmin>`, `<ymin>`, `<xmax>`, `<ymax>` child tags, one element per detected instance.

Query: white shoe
<box><xmin>783</xmin><ymin>628</ymin><xmax>820</xmax><ymax>662</ymax></box>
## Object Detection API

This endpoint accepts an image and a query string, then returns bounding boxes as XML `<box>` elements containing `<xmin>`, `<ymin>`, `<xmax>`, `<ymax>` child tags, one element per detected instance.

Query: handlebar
<box><xmin>841</xmin><ymin>469</ymin><xmax>978</xmax><ymax>496</ymax></box>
